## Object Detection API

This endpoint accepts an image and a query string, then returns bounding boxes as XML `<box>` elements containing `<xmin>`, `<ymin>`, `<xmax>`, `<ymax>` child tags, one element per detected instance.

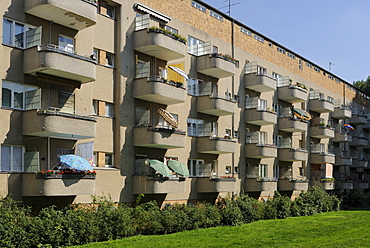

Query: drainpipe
<box><xmin>231</xmin><ymin>18</ymin><xmax>235</xmax><ymax>180</ymax></box>
<box><xmin>49</xmin><ymin>20</ymin><xmax>53</xmax><ymax>44</ymax></box>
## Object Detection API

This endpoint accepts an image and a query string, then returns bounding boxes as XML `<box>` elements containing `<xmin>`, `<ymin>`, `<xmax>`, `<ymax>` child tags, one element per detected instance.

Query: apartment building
<box><xmin>1</xmin><ymin>0</ymin><xmax>369</xmax><ymax>207</ymax></box>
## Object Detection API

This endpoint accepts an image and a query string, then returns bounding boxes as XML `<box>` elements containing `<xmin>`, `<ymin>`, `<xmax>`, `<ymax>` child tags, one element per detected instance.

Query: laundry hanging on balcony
<box><xmin>157</xmin><ymin>108</ymin><xmax>178</xmax><ymax>129</ymax></box>
<box><xmin>167</xmin><ymin>160</ymin><xmax>190</xmax><ymax>177</ymax></box>
<box><xmin>168</xmin><ymin>65</ymin><xmax>188</xmax><ymax>80</ymax></box>
<box><xmin>292</xmin><ymin>106</ymin><xmax>312</xmax><ymax>121</ymax></box>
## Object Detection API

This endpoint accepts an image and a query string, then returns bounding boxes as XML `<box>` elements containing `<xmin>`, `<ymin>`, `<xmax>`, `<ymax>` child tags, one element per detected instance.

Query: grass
<box><xmin>73</xmin><ymin>211</ymin><xmax>370</xmax><ymax>248</ymax></box>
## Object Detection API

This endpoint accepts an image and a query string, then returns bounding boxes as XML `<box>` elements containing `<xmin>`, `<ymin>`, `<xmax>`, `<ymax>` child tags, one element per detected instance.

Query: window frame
<box><xmin>2</xmin><ymin>81</ymin><xmax>41</xmax><ymax>110</ymax></box>
<box><xmin>1</xmin><ymin>145</ymin><xmax>24</xmax><ymax>172</ymax></box>
<box><xmin>2</xmin><ymin>18</ymin><xmax>37</xmax><ymax>49</ymax></box>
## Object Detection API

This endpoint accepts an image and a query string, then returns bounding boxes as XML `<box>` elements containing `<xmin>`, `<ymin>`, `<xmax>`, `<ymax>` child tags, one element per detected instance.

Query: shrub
<box><xmin>217</xmin><ymin>197</ymin><xmax>244</xmax><ymax>226</ymax></box>
<box><xmin>235</xmin><ymin>194</ymin><xmax>259</xmax><ymax>223</ymax></box>
<box><xmin>159</xmin><ymin>204</ymin><xmax>190</xmax><ymax>234</ymax></box>
<box><xmin>271</xmin><ymin>192</ymin><xmax>292</xmax><ymax>219</ymax></box>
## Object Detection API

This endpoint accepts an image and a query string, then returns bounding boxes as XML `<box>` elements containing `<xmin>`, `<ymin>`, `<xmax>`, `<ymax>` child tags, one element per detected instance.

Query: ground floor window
<box><xmin>0</xmin><ymin>145</ymin><xmax>23</xmax><ymax>172</ymax></box>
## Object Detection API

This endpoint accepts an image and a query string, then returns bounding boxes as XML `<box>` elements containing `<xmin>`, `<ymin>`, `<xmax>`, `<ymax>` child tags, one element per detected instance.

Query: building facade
<box><xmin>1</xmin><ymin>0</ymin><xmax>369</xmax><ymax>206</ymax></box>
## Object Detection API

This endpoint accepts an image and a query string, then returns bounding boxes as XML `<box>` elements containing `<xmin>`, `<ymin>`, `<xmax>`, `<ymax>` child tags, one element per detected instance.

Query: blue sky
<box><xmin>201</xmin><ymin>0</ymin><xmax>370</xmax><ymax>84</ymax></box>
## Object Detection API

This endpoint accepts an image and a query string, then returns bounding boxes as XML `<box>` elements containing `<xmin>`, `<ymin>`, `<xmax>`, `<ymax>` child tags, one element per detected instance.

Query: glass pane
<box><xmin>25</xmin><ymin>88</ymin><xmax>40</xmax><ymax>110</ymax></box>
<box><xmin>1</xmin><ymin>146</ymin><xmax>11</xmax><ymax>172</ymax></box>
<box><xmin>2</xmin><ymin>18</ymin><xmax>13</xmax><ymax>45</ymax></box>
<box><xmin>12</xmin><ymin>147</ymin><xmax>23</xmax><ymax>172</ymax></box>
<box><xmin>2</xmin><ymin>88</ymin><xmax>11</xmax><ymax>107</ymax></box>
<box><xmin>13</xmin><ymin>91</ymin><xmax>23</xmax><ymax>109</ymax></box>
<box><xmin>58</xmin><ymin>92</ymin><xmax>75</xmax><ymax>113</ymax></box>
<box><xmin>14</xmin><ymin>23</ymin><xmax>24</xmax><ymax>48</ymax></box>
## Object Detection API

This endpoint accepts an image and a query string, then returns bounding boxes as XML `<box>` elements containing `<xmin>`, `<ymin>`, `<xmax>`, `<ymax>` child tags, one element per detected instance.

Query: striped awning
<box><xmin>168</xmin><ymin>66</ymin><xmax>189</xmax><ymax>80</ymax></box>
<box><xmin>157</xmin><ymin>108</ymin><xmax>178</xmax><ymax>129</ymax></box>
<box><xmin>293</xmin><ymin>107</ymin><xmax>312</xmax><ymax>120</ymax></box>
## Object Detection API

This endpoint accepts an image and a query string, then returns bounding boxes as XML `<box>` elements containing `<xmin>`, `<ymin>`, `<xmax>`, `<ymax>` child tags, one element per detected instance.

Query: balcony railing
<box><xmin>277</xmin><ymin>77</ymin><xmax>308</xmax><ymax>103</ymax></box>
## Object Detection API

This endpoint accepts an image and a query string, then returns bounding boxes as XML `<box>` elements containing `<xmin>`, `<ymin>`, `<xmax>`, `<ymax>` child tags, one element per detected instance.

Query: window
<box><xmin>188</xmin><ymin>159</ymin><xmax>212</xmax><ymax>177</ymax></box>
<box><xmin>213</xmin><ymin>45</ymin><xmax>218</xmax><ymax>53</ymax></box>
<box><xmin>105</xmin><ymin>153</ymin><xmax>113</xmax><ymax>167</ymax></box>
<box><xmin>2</xmin><ymin>18</ymin><xmax>40</xmax><ymax>49</ymax></box>
<box><xmin>272</xmin><ymin>72</ymin><xmax>282</xmax><ymax>80</ymax></box>
<box><xmin>259</xmin><ymin>164</ymin><xmax>267</xmax><ymax>178</ymax></box>
<box><xmin>254</xmin><ymin>34</ymin><xmax>264</xmax><ymax>43</ymax></box>
<box><xmin>233</xmin><ymin>130</ymin><xmax>239</xmax><ymax>139</ymax></box>
<box><xmin>58</xmin><ymin>35</ymin><xmax>74</xmax><ymax>53</ymax></box>
<box><xmin>135</xmin><ymin>106</ymin><xmax>150</xmax><ymax>126</ymax></box>
<box><xmin>187</xmin><ymin>118</ymin><xmax>204</xmax><ymax>136</ymax></box>
<box><xmin>306</xmin><ymin>62</ymin><xmax>313</xmax><ymax>68</ymax></box>
<box><xmin>273</xmin><ymin>165</ymin><xmax>279</xmax><ymax>179</ymax></box>
<box><xmin>1</xmin><ymin>145</ymin><xmax>23</xmax><ymax>172</ymax></box>
<box><xmin>299</xmin><ymin>59</ymin><xmax>303</xmax><ymax>70</ymax></box>
<box><xmin>94</xmin><ymin>48</ymin><xmax>115</xmax><ymax>67</ymax></box>
<box><xmin>327</xmin><ymin>96</ymin><xmax>334</xmax><ymax>103</ymax></box>
<box><xmin>225</xmin><ymin>166</ymin><xmax>231</xmax><ymax>174</ymax></box>
<box><xmin>105</xmin><ymin>102</ymin><xmax>114</xmax><ymax>117</ymax></box>
<box><xmin>57</xmin><ymin>148</ymin><xmax>74</xmax><ymax>158</ymax></box>
<box><xmin>99</xmin><ymin>1</ymin><xmax>115</xmax><ymax>19</ymax></box>
<box><xmin>210</xmin><ymin>11</ymin><xmax>223</xmax><ymax>21</ymax></box>
<box><xmin>163</xmin><ymin>26</ymin><xmax>178</xmax><ymax>34</ymax></box>
<box><xmin>273</xmin><ymin>135</ymin><xmax>282</xmax><ymax>147</ymax></box>
<box><xmin>188</xmin><ymin>36</ymin><xmax>205</xmax><ymax>55</ymax></box>
<box><xmin>191</xmin><ymin>1</ymin><xmax>206</xmax><ymax>12</ymax></box>
<box><xmin>2</xmin><ymin>81</ymin><xmax>40</xmax><ymax>110</ymax></box>
<box><xmin>105</xmin><ymin>52</ymin><xmax>114</xmax><ymax>67</ymax></box>
<box><xmin>58</xmin><ymin>91</ymin><xmax>75</xmax><ymax>113</ymax></box>
<box><xmin>277</xmin><ymin>47</ymin><xmax>285</xmax><ymax>54</ymax></box>
<box><xmin>288</xmin><ymin>52</ymin><xmax>296</xmax><ymax>59</ymax></box>
<box><xmin>187</xmin><ymin>78</ymin><xmax>204</xmax><ymax>96</ymax></box>
<box><xmin>92</xmin><ymin>100</ymin><xmax>99</xmax><ymax>115</ymax></box>
<box><xmin>257</xmin><ymin>66</ymin><xmax>267</xmax><ymax>75</ymax></box>
<box><xmin>240</xmin><ymin>27</ymin><xmax>252</xmax><ymax>36</ymax></box>
<box><xmin>258</xmin><ymin>132</ymin><xmax>267</xmax><ymax>145</ymax></box>
<box><xmin>314</xmin><ymin>67</ymin><xmax>320</xmax><ymax>73</ymax></box>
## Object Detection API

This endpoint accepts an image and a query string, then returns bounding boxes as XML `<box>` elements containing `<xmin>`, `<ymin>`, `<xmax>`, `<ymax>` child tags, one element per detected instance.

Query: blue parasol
<box><xmin>58</xmin><ymin>155</ymin><xmax>94</xmax><ymax>171</ymax></box>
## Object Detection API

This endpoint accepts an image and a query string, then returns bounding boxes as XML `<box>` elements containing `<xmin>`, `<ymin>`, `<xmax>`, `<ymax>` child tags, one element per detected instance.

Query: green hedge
<box><xmin>0</xmin><ymin>187</ymin><xmax>340</xmax><ymax>247</ymax></box>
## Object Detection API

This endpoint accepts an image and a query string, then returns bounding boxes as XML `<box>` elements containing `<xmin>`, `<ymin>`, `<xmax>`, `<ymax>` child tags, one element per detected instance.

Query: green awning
<box><xmin>149</xmin><ymin>160</ymin><xmax>172</xmax><ymax>177</ymax></box>
<box><xmin>167</xmin><ymin>160</ymin><xmax>190</xmax><ymax>177</ymax></box>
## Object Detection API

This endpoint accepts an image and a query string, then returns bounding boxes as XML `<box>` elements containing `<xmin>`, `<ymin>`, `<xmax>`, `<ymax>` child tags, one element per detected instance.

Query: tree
<box><xmin>354</xmin><ymin>76</ymin><xmax>370</xmax><ymax>94</ymax></box>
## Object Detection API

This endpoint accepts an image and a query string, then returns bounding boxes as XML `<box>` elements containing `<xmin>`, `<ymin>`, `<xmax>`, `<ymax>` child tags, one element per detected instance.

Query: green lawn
<box><xmin>73</xmin><ymin>211</ymin><xmax>370</xmax><ymax>248</ymax></box>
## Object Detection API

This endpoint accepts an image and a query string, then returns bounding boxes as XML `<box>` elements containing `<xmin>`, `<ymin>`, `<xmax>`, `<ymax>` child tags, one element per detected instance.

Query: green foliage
<box><xmin>0</xmin><ymin>187</ymin><xmax>343</xmax><ymax>247</ymax></box>
<box><xmin>337</xmin><ymin>190</ymin><xmax>370</xmax><ymax>209</ymax></box>
<box><xmin>354</xmin><ymin>76</ymin><xmax>370</xmax><ymax>94</ymax></box>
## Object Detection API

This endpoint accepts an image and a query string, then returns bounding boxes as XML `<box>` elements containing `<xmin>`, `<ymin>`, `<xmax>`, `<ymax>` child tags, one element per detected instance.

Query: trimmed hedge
<box><xmin>0</xmin><ymin>187</ymin><xmax>340</xmax><ymax>247</ymax></box>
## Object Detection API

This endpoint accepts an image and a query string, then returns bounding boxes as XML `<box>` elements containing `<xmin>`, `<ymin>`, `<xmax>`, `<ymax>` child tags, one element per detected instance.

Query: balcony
<box><xmin>309</xmin><ymin>99</ymin><xmax>334</xmax><ymax>113</ymax></box>
<box><xmin>363</xmin><ymin>120</ymin><xmax>370</xmax><ymax>129</ymax></box>
<box><xmin>245</xmin><ymin>143</ymin><xmax>277</xmax><ymax>158</ymax></box>
<box><xmin>197</xmin><ymin>137</ymin><xmax>236</xmax><ymax>154</ymax></box>
<box><xmin>244</xmin><ymin>73</ymin><xmax>276</xmax><ymax>92</ymax></box>
<box><xmin>319</xmin><ymin>180</ymin><xmax>335</xmax><ymax>191</ymax></box>
<box><xmin>245</xmin><ymin>97</ymin><xmax>277</xmax><ymax>126</ymax></box>
<box><xmin>354</xmin><ymin>181</ymin><xmax>369</xmax><ymax>190</ymax></box>
<box><xmin>349</xmin><ymin>114</ymin><xmax>367</xmax><ymax>125</ymax></box>
<box><xmin>332</xmin><ymin>106</ymin><xmax>352</xmax><ymax>119</ymax></box>
<box><xmin>310</xmin><ymin>126</ymin><xmax>335</xmax><ymax>139</ymax></box>
<box><xmin>244</xmin><ymin>178</ymin><xmax>277</xmax><ymax>192</ymax></box>
<box><xmin>25</xmin><ymin>0</ymin><xmax>97</xmax><ymax>30</ymax></box>
<box><xmin>352</xmin><ymin>159</ymin><xmax>369</xmax><ymax>168</ymax></box>
<box><xmin>197</xmin><ymin>177</ymin><xmax>236</xmax><ymax>193</ymax></box>
<box><xmin>333</xmin><ymin>131</ymin><xmax>352</xmax><ymax>143</ymax></box>
<box><xmin>351</xmin><ymin>137</ymin><xmax>368</xmax><ymax>147</ymax></box>
<box><xmin>197</xmin><ymin>54</ymin><xmax>236</xmax><ymax>78</ymax></box>
<box><xmin>278</xmin><ymin>117</ymin><xmax>307</xmax><ymax>132</ymax></box>
<box><xmin>133</xmin><ymin>176</ymin><xmax>186</xmax><ymax>194</ymax></box>
<box><xmin>336</xmin><ymin>181</ymin><xmax>353</xmax><ymax>190</ymax></box>
<box><xmin>197</xmin><ymin>95</ymin><xmax>236</xmax><ymax>116</ymax></box>
<box><xmin>22</xmin><ymin>109</ymin><xmax>96</xmax><ymax>139</ymax></box>
<box><xmin>24</xmin><ymin>45</ymin><xmax>96</xmax><ymax>84</ymax></box>
<box><xmin>310</xmin><ymin>153</ymin><xmax>335</xmax><ymax>164</ymax></box>
<box><xmin>278</xmin><ymin>148</ymin><xmax>308</xmax><ymax>162</ymax></box>
<box><xmin>22</xmin><ymin>173</ymin><xmax>95</xmax><ymax>196</ymax></box>
<box><xmin>278</xmin><ymin>178</ymin><xmax>309</xmax><ymax>191</ymax></box>
<box><xmin>277</xmin><ymin>85</ymin><xmax>308</xmax><ymax>103</ymax></box>
<box><xmin>133</xmin><ymin>126</ymin><xmax>186</xmax><ymax>149</ymax></box>
<box><xmin>335</xmin><ymin>157</ymin><xmax>352</xmax><ymax>166</ymax></box>
<box><xmin>133</xmin><ymin>78</ymin><xmax>186</xmax><ymax>105</ymax></box>
<box><xmin>133</xmin><ymin>28</ymin><xmax>186</xmax><ymax>61</ymax></box>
